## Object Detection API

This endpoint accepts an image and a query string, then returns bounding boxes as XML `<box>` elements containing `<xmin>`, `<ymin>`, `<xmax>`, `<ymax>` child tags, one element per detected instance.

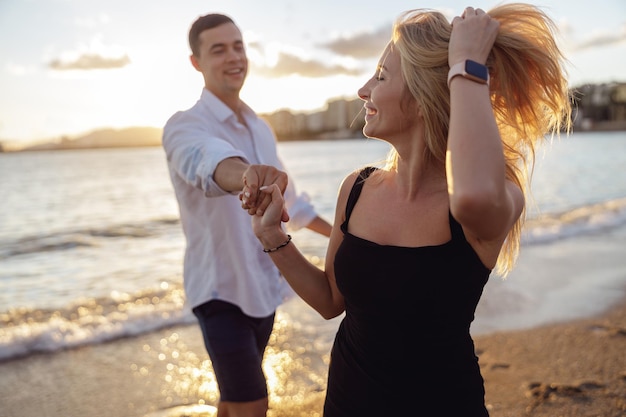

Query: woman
<box><xmin>243</xmin><ymin>4</ymin><xmax>571</xmax><ymax>415</ymax></box>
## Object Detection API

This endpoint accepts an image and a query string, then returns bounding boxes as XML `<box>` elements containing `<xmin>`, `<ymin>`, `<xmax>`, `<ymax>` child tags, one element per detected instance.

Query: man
<box><xmin>162</xmin><ymin>13</ymin><xmax>332</xmax><ymax>417</ymax></box>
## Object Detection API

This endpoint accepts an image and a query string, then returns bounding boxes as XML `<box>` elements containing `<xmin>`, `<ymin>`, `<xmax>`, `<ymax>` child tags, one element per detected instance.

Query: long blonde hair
<box><xmin>390</xmin><ymin>3</ymin><xmax>572</xmax><ymax>275</ymax></box>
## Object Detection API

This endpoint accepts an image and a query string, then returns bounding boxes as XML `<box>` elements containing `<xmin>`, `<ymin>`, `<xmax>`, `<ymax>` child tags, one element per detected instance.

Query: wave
<box><xmin>523</xmin><ymin>197</ymin><xmax>626</xmax><ymax>245</ymax></box>
<box><xmin>0</xmin><ymin>217</ymin><xmax>180</xmax><ymax>259</ymax></box>
<box><xmin>4</xmin><ymin>198</ymin><xmax>626</xmax><ymax>259</ymax></box>
<box><xmin>1</xmin><ymin>198</ymin><xmax>625</xmax><ymax>362</ymax></box>
<box><xmin>0</xmin><ymin>282</ymin><xmax>195</xmax><ymax>362</ymax></box>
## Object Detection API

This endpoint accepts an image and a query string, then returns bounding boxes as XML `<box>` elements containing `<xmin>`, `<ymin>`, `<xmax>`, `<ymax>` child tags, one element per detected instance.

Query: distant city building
<box><xmin>260</xmin><ymin>82</ymin><xmax>626</xmax><ymax>141</ymax></box>
<box><xmin>572</xmin><ymin>82</ymin><xmax>626</xmax><ymax>131</ymax></box>
<box><xmin>260</xmin><ymin>97</ymin><xmax>365</xmax><ymax>141</ymax></box>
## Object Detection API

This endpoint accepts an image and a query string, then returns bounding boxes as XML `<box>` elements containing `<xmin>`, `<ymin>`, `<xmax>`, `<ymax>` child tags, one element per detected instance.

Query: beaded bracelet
<box><xmin>263</xmin><ymin>234</ymin><xmax>292</xmax><ymax>253</ymax></box>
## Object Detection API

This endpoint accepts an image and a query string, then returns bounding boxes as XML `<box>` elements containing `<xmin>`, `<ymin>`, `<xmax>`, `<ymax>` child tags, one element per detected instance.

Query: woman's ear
<box><xmin>410</xmin><ymin>96</ymin><xmax>423</xmax><ymax>118</ymax></box>
<box><xmin>416</xmin><ymin>103</ymin><xmax>424</xmax><ymax>118</ymax></box>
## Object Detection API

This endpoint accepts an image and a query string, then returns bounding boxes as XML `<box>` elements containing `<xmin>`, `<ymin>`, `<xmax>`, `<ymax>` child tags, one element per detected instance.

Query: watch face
<box><xmin>465</xmin><ymin>60</ymin><xmax>489</xmax><ymax>82</ymax></box>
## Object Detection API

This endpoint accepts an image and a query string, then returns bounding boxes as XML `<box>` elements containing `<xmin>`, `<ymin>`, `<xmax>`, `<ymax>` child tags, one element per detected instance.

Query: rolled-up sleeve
<box><xmin>283</xmin><ymin>176</ymin><xmax>317</xmax><ymax>231</ymax></box>
<box><xmin>163</xmin><ymin>112</ymin><xmax>248</xmax><ymax>197</ymax></box>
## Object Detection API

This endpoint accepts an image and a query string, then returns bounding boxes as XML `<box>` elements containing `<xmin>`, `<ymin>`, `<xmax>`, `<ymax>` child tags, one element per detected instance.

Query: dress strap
<box><xmin>341</xmin><ymin>167</ymin><xmax>377</xmax><ymax>233</ymax></box>
<box><xmin>448</xmin><ymin>211</ymin><xmax>466</xmax><ymax>241</ymax></box>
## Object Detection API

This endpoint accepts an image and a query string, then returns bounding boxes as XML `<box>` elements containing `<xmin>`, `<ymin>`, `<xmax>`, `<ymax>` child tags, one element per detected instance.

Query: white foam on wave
<box><xmin>0</xmin><ymin>283</ymin><xmax>195</xmax><ymax>361</ymax></box>
<box><xmin>523</xmin><ymin>197</ymin><xmax>626</xmax><ymax>245</ymax></box>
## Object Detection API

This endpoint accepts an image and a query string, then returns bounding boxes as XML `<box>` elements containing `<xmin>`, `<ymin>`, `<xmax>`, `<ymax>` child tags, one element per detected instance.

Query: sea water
<box><xmin>1</xmin><ymin>132</ymin><xmax>626</xmax><ymax>362</ymax></box>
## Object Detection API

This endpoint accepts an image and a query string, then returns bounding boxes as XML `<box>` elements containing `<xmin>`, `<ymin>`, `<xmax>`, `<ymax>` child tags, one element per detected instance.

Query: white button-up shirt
<box><xmin>163</xmin><ymin>89</ymin><xmax>317</xmax><ymax>317</ymax></box>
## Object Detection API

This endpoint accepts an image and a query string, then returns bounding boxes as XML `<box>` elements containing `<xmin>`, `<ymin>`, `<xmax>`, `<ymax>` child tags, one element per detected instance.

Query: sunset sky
<box><xmin>1</xmin><ymin>0</ymin><xmax>625</xmax><ymax>142</ymax></box>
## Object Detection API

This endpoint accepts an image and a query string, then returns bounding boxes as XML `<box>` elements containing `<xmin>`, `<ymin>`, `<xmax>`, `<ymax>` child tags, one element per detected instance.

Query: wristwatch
<box><xmin>447</xmin><ymin>59</ymin><xmax>489</xmax><ymax>88</ymax></box>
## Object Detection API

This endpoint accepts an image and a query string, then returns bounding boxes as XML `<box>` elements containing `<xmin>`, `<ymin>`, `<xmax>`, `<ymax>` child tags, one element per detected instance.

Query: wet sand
<box><xmin>1</xmin><ymin>296</ymin><xmax>625</xmax><ymax>417</ymax></box>
<box><xmin>478</xmin><ymin>299</ymin><xmax>626</xmax><ymax>416</ymax></box>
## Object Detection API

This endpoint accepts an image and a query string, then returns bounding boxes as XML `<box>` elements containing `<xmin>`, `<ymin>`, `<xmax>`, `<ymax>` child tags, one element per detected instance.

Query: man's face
<box><xmin>191</xmin><ymin>22</ymin><xmax>248</xmax><ymax>99</ymax></box>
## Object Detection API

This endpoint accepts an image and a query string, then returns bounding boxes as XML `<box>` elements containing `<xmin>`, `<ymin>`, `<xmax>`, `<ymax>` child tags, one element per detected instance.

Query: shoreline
<box><xmin>0</xmin><ymin>294</ymin><xmax>625</xmax><ymax>417</ymax></box>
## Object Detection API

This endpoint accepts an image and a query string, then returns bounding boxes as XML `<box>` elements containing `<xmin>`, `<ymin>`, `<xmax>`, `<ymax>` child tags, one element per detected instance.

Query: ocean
<box><xmin>1</xmin><ymin>132</ymin><xmax>626</xmax><ymax>416</ymax></box>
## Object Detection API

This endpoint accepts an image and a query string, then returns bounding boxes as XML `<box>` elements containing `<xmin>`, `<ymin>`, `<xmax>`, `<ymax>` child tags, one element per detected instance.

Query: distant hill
<box><xmin>0</xmin><ymin>125</ymin><xmax>356</xmax><ymax>153</ymax></box>
<box><xmin>0</xmin><ymin>127</ymin><xmax>162</xmax><ymax>152</ymax></box>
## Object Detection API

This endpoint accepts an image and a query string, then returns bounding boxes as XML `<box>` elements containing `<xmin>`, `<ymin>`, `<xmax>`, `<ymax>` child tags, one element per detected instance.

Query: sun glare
<box><xmin>243</xmin><ymin>73</ymin><xmax>365</xmax><ymax>115</ymax></box>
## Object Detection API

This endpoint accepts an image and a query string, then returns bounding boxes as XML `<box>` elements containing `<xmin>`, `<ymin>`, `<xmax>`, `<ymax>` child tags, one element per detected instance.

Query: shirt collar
<box><xmin>200</xmin><ymin>88</ymin><xmax>255</xmax><ymax>124</ymax></box>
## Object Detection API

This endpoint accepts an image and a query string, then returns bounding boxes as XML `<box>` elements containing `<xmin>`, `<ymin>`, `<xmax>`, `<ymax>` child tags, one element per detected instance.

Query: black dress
<box><xmin>324</xmin><ymin>167</ymin><xmax>491</xmax><ymax>417</ymax></box>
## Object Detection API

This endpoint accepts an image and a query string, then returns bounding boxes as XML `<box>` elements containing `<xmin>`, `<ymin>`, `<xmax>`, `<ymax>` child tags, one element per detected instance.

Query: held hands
<box><xmin>449</xmin><ymin>7</ymin><xmax>499</xmax><ymax>67</ymax></box>
<box><xmin>250</xmin><ymin>184</ymin><xmax>287</xmax><ymax>239</ymax></box>
<box><xmin>240</xmin><ymin>181</ymin><xmax>288</xmax><ymax>245</ymax></box>
<box><xmin>239</xmin><ymin>164</ymin><xmax>290</xmax><ymax>223</ymax></box>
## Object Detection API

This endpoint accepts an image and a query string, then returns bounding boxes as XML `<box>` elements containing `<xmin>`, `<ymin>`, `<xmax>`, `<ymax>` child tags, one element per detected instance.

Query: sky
<box><xmin>0</xmin><ymin>0</ymin><xmax>625</xmax><ymax>142</ymax></box>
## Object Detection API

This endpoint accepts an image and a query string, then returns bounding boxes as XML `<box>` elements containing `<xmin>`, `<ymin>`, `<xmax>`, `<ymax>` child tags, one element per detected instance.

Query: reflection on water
<box><xmin>139</xmin><ymin>307</ymin><xmax>331</xmax><ymax>417</ymax></box>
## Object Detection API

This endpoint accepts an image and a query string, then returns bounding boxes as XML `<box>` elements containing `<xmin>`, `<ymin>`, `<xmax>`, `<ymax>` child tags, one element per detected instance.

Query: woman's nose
<box><xmin>357</xmin><ymin>84</ymin><xmax>369</xmax><ymax>101</ymax></box>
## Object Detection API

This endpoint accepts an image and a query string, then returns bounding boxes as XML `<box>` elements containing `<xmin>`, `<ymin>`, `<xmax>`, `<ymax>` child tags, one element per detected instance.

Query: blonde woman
<box><xmin>243</xmin><ymin>4</ymin><xmax>571</xmax><ymax>415</ymax></box>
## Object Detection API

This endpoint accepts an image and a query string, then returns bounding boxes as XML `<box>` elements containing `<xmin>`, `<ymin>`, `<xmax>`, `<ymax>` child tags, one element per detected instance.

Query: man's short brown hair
<box><xmin>188</xmin><ymin>14</ymin><xmax>235</xmax><ymax>56</ymax></box>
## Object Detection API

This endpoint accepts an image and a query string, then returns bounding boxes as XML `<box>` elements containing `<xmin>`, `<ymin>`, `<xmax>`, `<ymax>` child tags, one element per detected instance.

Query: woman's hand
<box><xmin>449</xmin><ymin>6</ymin><xmax>499</xmax><ymax>66</ymax></box>
<box><xmin>240</xmin><ymin>164</ymin><xmax>289</xmax><ymax>222</ymax></box>
<box><xmin>250</xmin><ymin>184</ymin><xmax>290</xmax><ymax>245</ymax></box>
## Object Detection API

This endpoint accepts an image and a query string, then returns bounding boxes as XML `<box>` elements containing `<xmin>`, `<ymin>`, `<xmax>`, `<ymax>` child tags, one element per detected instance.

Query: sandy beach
<box><xmin>478</xmin><ymin>299</ymin><xmax>626</xmax><ymax>417</ymax></box>
<box><xmin>1</xmin><ymin>293</ymin><xmax>625</xmax><ymax>417</ymax></box>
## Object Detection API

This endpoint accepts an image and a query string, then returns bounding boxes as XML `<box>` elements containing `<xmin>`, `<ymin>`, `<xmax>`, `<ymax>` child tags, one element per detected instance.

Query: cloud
<box><xmin>571</xmin><ymin>24</ymin><xmax>626</xmax><ymax>51</ymax></box>
<box><xmin>253</xmin><ymin>51</ymin><xmax>362</xmax><ymax>78</ymax></box>
<box><xmin>248</xmin><ymin>24</ymin><xmax>392</xmax><ymax>79</ymax></box>
<box><xmin>46</xmin><ymin>35</ymin><xmax>131</xmax><ymax>71</ymax></box>
<box><xmin>317</xmin><ymin>25</ymin><xmax>391</xmax><ymax>59</ymax></box>
<box><xmin>574</xmin><ymin>26</ymin><xmax>626</xmax><ymax>51</ymax></box>
<box><xmin>48</xmin><ymin>53</ymin><xmax>131</xmax><ymax>70</ymax></box>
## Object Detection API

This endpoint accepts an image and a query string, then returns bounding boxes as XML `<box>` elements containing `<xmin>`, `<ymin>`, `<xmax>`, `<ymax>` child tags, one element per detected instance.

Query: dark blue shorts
<box><xmin>192</xmin><ymin>299</ymin><xmax>275</xmax><ymax>402</ymax></box>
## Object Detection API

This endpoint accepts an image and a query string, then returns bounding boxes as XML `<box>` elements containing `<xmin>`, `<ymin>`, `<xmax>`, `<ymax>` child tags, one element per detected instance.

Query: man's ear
<box><xmin>190</xmin><ymin>54</ymin><xmax>201</xmax><ymax>71</ymax></box>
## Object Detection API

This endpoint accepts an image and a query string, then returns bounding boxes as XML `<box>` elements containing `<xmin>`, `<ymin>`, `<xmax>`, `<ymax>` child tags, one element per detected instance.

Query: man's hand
<box><xmin>240</xmin><ymin>165</ymin><xmax>289</xmax><ymax>222</ymax></box>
